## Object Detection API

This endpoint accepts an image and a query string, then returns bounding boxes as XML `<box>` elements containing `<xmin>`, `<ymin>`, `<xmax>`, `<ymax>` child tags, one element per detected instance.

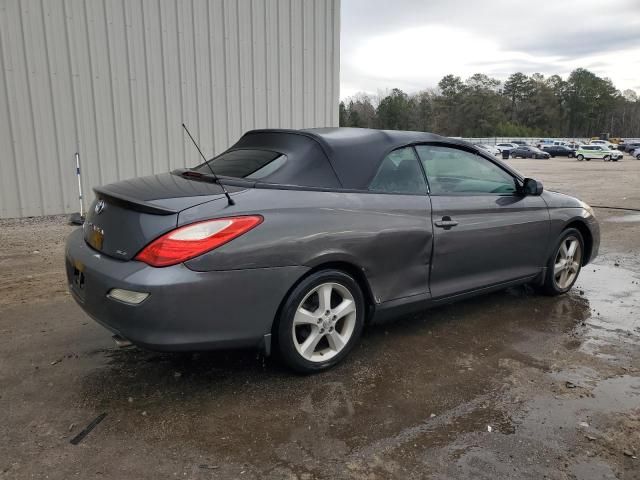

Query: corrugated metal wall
<box><xmin>0</xmin><ymin>0</ymin><xmax>341</xmax><ymax>218</ymax></box>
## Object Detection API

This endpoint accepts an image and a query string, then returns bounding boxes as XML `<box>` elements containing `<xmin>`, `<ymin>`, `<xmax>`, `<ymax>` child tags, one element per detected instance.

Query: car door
<box><xmin>591</xmin><ymin>146</ymin><xmax>604</xmax><ymax>159</ymax></box>
<box><xmin>365</xmin><ymin>146</ymin><xmax>433</xmax><ymax>302</ymax></box>
<box><xmin>415</xmin><ymin>144</ymin><xmax>550</xmax><ymax>299</ymax></box>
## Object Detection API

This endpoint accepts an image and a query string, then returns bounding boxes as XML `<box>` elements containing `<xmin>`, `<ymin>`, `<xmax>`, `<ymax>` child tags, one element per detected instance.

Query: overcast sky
<box><xmin>340</xmin><ymin>0</ymin><xmax>640</xmax><ymax>99</ymax></box>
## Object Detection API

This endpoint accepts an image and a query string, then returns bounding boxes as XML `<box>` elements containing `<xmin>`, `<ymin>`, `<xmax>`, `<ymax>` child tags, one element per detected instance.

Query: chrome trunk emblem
<box><xmin>94</xmin><ymin>200</ymin><xmax>105</xmax><ymax>215</ymax></box>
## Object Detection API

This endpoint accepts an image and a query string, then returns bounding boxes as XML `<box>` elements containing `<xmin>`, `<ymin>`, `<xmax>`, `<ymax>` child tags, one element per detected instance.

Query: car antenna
<box><xmin>181</xmin><ymin>123</ymin><xmax>235</xmax><ymax>206</ymax></box>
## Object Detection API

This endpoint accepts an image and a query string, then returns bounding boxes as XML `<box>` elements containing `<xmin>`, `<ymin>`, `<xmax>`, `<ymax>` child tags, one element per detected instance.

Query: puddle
<box><xmin>605</xmin><ymin>214</ymin><xmax>640</xmax><ymax>223</ymax></box>
<box><xmin>52</xmin><ymin>260</ymin><xmax>638</xmax><ymax>477</ymax></box>
<box><xmin>515</xmin><ymin>375</ymin><xmax>640</xmax><ymax>450</ymax></box>
<box><xmin>573</xmin><ymin>264</ymin><xmax>640</xmax><ymax>356</ymax></box>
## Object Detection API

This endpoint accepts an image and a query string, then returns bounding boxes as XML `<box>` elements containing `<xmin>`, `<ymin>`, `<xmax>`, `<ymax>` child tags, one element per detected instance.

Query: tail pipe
<box><xmin>112</xmin><ymin>334</ymin><xmax>133</xmax><ymax>348</ymax></box>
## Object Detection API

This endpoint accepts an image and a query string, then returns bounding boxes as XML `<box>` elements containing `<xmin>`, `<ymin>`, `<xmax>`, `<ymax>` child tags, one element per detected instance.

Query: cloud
<box><xmin>340</xmin><ymin>0</ymin><xmax>640</xmax><ymax>98</ymax></box>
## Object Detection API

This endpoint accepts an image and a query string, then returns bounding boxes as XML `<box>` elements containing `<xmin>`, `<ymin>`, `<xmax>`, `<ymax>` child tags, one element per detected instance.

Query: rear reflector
<box><xmin>107</xmin><ymin>288</ymin><xmax>149</xmax><ymax>304</ymax></box>
<box><xmin>135</xmin><ymin>215</ymin><xmax>263</xmax><ymax>267</ymax></box>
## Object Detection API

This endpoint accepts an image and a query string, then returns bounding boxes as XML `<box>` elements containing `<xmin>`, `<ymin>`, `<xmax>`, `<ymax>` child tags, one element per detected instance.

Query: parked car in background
<box><xmin>542</xmin><ymin>145</ymin><xmax>576</xmax><ymax>158</ymax></box>
<box><xmin>566</xmin><ymin>142</ymin><xmax>581</xmax><ymax>150</ymax></box>
<box><xmin>631</xmin><ymin>147</ymin><xmax>640</xmax><ymax>159</ymax></box>
<box><xmin>511</xmin><ymin>146</ymin><xmax>551</xmax><ymax>159</ymax></box>
<box><xmin>64</xmin><ymin>127</ymin><xmax>600</xmax><ymax>372</ymax></box>
<box><xmin>474</xmin><ymin>143</ymin><xmax>500</xmax><ymax>155</ymax></box>
<box><xmin>496</xmin><ymin>142</ymin><xmax>519</xmax><ymax>153</ymax></box>
<box><xmin>623</xmin><ymin>142</ymin><xmax>640</xmax><ymax>153</ymax></box>
<box><xmin>576</xmin><ymin>145</ymin><xmax>623</xmax><ymax>162</ymax></box>
<box><xmin>589</xmin><ymin>139</ymin><xmax>618</xmax><ymax>150</ymax></box>
<box><xmin>511</xmin><ymin>140</ymin><xmax>529</xmax><ymax>146</ymax></box>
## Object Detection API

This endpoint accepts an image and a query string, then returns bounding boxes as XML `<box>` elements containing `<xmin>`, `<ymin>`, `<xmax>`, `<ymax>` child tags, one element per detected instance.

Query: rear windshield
<box><xmin>194</xmin><ymin>149</ymin><xmax>287</xmax><ymax>180</ymax></box>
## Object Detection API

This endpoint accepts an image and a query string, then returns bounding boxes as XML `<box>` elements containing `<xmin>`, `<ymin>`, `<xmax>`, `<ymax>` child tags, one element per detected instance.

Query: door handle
<box><xmin>434</xmin><ymin>216</ymin><xmax>458</xmax><ymax>230</ymax></box>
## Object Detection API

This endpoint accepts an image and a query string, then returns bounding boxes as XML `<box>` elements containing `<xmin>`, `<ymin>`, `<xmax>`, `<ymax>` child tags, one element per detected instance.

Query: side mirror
<box><xmin>522</xmin><ymin>177</ymin><xmax>543</xmax><ymax>196</ymax></box>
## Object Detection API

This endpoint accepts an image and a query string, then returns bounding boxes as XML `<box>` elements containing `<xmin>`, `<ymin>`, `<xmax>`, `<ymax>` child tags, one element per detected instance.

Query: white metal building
<box><xmin>0</xmin><ymin>0</ymin><xmax>341</xmax><ymax>218</ymax></box>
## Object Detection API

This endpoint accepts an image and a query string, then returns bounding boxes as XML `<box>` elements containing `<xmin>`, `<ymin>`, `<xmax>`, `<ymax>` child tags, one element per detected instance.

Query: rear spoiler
<box><xmin>93</xmin><ymin>186</ymin><xmax>177</xmax><ymax>215</ymax></box>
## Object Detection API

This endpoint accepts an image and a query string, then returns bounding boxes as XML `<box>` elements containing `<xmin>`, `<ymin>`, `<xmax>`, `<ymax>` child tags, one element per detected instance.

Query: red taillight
<box><xmin>135</xmin><ymin>215</ymin><xmax>263</xmax><ymax>267</ymax></box>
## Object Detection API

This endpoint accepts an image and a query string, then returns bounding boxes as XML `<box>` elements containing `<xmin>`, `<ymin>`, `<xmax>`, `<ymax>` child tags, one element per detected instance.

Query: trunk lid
<box><xmin>83</xmin><ymin>171</ymin><xmax>242</xmax><ymax>260</ymax></box>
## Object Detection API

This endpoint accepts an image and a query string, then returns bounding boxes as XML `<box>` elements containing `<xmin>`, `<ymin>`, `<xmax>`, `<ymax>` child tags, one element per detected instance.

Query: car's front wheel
<box><xmin>603</xmin><ymin>155</ymin><xmax>610</xmax><ymax>162</ymax></box>
<box><xmin>540</xmin><ymin>228</ymin><xmax>584</xmax><ymax>296</ymax></box>
<box><xmin>276</xmin><ymin>269</ymin><xmax>365</xmax><ymax>373</ymax></box>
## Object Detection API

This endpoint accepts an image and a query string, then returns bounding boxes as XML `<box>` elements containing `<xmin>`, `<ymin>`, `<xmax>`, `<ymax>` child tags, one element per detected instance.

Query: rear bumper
<box><xmin>65</xmin><ymin>228</ymin><xmax>307</xmax><ymax>351</ymax></box>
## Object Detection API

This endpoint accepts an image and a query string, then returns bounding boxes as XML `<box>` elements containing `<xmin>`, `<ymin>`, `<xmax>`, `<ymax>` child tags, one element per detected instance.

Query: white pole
<box><xmin>75</xmin><ymin>152</ymin><xmax>84</xmax><ymax>217</ymax></box>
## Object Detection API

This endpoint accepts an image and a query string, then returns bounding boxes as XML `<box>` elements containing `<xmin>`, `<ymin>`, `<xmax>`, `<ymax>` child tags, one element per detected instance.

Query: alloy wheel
<box><xmin>291</xmin><ymin>282</ymin><xmax>357</xmax><ymax>362</ymax></box>
<box><xmin>553</xmin><ymin>235</ymin><xmax>582</xmax><ymax>289</ymax></box>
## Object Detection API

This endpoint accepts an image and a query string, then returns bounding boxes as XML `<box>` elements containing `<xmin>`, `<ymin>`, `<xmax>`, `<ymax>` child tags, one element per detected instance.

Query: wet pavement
<box><xmin>1</xmin><ymin>157</ymin><xmax>639</xmax><ymax>479</ymax></box>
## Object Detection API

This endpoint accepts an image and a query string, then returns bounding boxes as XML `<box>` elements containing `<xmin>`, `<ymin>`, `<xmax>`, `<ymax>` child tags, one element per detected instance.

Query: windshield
<box><xmin>193</xmin><ymin>149</ymin><xmax>287</xmax><ymax>180</ymax></box>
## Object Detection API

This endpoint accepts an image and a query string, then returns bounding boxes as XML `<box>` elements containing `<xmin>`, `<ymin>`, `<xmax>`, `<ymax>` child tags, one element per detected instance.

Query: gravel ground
<box><xmin>0</xmin><ymin>154</ymin><xmax>639</xmax><ymax>479</ymax></box>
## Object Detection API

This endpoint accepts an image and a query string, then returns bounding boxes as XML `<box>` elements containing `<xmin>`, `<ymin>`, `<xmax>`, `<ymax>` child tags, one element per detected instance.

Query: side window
<box><xmin>368</xmin><ymin>147</ymin><xmax>427</xmax><ymax>194</ymax></box>
<box><xmin>415</xmin><ymin>145</ymin><xmax>517</xmax><ymax>195</ymax></box>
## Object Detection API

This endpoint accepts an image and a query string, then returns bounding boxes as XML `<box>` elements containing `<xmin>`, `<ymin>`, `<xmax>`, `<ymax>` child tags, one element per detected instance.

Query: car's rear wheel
<box><xmin>276</xmin><ymin>269</ymin><xmax>365</xmax><ymax>373</ymax></box>
<box><xmin>540</xmin><ymin>228</ymin><xmax>584</xmax><ymax>296</ymax></box>
<box><xmin>577</xmin><ymin>154</ymin><xmax>584</xmax><ymax>161</ymax></box>
<box><xmin>603</xmin><ymin>155</ymin><xmax>610</xmax><ymax>162</ymax></box>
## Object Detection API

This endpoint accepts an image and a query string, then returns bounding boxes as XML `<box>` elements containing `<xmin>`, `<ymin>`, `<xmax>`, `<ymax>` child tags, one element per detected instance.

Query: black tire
<box><xmin>539</xmin><ymin>228</ymin><xmax>584</xmax><ymax>296</ymax></box>
<box><xmin>276</xmin><ymin>269</ymin><xmax>365</xmax><ymax>373</ymax></box>
<box><xmin>577</xmin><ymin>154</ymin><xmax>584</xmax><ymax>161</ymax></box>
<box><xmin>603</xmin><ymin>155</ymin><xmax>610</xmax><ymax>162</ymax></box>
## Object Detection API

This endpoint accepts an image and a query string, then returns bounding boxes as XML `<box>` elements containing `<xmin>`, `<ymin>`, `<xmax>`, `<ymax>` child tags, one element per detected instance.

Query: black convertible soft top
<box><xmin>225</xmin><ymin>127</ymin><xmax>484</xmax><ymax>190</ymax></box>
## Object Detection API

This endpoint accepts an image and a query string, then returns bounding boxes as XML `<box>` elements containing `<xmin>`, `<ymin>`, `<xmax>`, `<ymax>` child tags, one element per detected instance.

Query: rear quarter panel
<box><xmin>181</xmin><ymin>188</ymin><xmax>434</xmax><ymax>304</ymax></box>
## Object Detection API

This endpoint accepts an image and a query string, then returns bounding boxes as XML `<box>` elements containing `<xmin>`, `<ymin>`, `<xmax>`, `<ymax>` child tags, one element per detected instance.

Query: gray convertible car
<box><xmin>66</xmin><ymin>128</ymin><xmax>599</xmax><ymax>372</ymax></box>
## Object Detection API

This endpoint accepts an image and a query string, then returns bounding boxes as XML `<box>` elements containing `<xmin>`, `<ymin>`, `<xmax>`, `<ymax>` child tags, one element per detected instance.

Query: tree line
<box><xmin>339</xmin><ymin>69</ymin><xmax>640</xmax><ymax>138</ymax></box>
